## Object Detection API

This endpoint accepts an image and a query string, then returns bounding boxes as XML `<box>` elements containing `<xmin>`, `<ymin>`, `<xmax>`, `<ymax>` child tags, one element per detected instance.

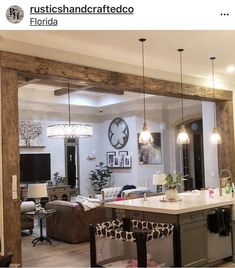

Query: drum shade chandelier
<box><xmin>138</xmin><ymin>38</ymin><xmax>153</xmax><ymax>145</ymax></box>
<box><xmin>176</xmin><ymin>49</ymin><xmax>190</xmax><ymax>145</ymax></box>
<box><xmin>209</xmin><ymin>57</ymin><xmax>222</xmax><ymax>144</ymax></box>
<box><xmin>47</xmin><ymin>84</ymin><xmax>92</xmax><ymax>138</ymax></box>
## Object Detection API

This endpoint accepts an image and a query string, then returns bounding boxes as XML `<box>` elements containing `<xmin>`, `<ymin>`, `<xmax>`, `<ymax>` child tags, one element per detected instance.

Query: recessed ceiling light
<box><xmin>226</xmin><ymin>65</ymin><xmax>235</xmax><ymax>73</ymax></box>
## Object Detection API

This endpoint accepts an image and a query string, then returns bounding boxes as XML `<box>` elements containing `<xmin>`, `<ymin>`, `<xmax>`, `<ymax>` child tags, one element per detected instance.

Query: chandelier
<box><xmin>47</xmin><ymin>84</ymin><xmax>92</xmax><ymax>138</ymax></box>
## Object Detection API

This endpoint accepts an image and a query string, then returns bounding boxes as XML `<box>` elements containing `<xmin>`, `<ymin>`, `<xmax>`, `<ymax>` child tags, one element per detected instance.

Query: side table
<box><xmin>26</xmin><ymin>209</ymin><xmax>56</xmax><ymax>247</ymax></box>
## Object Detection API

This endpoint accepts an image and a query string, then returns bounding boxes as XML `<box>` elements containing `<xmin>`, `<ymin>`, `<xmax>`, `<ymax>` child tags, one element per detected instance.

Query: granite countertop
<box><xmin>104</xmin><ymin>189</ymin><xmax>235</xmax><ymax>215</ymax></box>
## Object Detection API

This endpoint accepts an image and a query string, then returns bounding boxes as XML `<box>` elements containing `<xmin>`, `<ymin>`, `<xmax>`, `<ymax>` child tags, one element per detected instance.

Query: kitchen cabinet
<box><xmin>105</xmin><ymin>191</ymin><xmax>234</xmax><ymax>267</ymax></box>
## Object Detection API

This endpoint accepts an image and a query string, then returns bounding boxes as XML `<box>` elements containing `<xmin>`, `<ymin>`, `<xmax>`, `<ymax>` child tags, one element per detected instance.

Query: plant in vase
<box><xmin>89</xmin><ymin>162</ymin><xmax>112</xmax><ymax>195</ymax></box>
<box><xmin>53</xmin><ymin>172</ymin><xmax>65</xmax><ymax>186</ymax></box>
<box><xmin>165</xmin><ymin>173</ymin><xmax>182</xmax><ymax>201</ymax></box>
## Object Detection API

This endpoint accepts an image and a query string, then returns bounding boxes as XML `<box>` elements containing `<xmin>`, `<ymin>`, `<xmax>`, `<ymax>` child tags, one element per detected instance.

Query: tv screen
<box><xmin>20</xmin><ymin>153</ymin><xmax>51</xmax><ymax>183</ymax></box>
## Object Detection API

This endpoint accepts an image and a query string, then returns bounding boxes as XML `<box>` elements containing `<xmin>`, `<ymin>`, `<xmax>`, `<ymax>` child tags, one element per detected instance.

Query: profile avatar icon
<box><xmin>6</xmin><ymin>5</ymin><xmax>24</xmax><ymax>24</ymax></box>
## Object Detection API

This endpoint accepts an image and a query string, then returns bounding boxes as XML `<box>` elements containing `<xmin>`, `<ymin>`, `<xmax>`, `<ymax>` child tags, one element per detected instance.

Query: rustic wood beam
<box><xmin>1</xmin><ymin>51</ymin><xmax>232</xmax><ymax>101</ymax></box>
<box><xmin>54</xmin><ymin>86</ymin><xmax>124</xmax><ymax>96</ymax></box>
<box><xmin>18</xmin><ymin>78</ymin><xmax>42</xmax><ymax>88</ymax></box>
<box><xmin>54</xmin><ymin>86</ymin><xmax>86</xmax><ymax>96</ymax></box>
<box><xmin>217</xmin><ymin>100</ymin><xmax>235</xmax><ymax>177</ymax></box>
<box><xmin>0</xmin><ymin>68</ymin><xmax>21</xmax><ymax>265</ymax></box>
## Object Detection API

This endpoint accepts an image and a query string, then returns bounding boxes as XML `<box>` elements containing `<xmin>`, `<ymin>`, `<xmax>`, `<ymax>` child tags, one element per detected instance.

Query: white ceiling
<box><xmin>2</xmin><ymin>30</ymin><xmax>229</xmax><ymax>113</ymax></box>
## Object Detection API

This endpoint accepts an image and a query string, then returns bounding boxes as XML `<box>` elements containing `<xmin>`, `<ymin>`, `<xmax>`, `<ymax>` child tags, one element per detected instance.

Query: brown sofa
<box><xmin>45</xmin><ymin>200</ymin><xmax>107</xmax><ymax>244</ymax></box>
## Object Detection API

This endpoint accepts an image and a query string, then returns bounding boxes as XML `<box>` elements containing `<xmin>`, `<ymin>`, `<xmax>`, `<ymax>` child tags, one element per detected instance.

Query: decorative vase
<box><xmin>165</xmin><ymin>188</ymin><xmax>179</xmax><ymax>201</ymax></box>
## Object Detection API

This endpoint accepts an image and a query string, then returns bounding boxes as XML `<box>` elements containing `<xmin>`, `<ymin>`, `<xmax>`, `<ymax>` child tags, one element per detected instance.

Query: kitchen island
<box><xmin>105</xmin><ymin>190</ymin><xmax>235</xmax><ymax>267</ymax></box>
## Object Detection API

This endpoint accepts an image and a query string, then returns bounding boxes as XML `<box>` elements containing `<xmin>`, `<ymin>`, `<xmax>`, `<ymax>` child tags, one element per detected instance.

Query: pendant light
<box><xmin>138</xmin><ymin>38</ymin><xmax>153</xmax><ymax>144</ymax></box>
<box><xmin>47</xmin><ymin>83</ymin><xmax>93</xmax><ymax>138</ymax></box>
<box><xmin>209</xmin><ymin>57</ymin><xmax>222</xmax><ymax>144</ymax></box>
<box><xmin>176</xmin><ymin>48</ymin><xmax>190</xmax><ymax>145</ymax></box>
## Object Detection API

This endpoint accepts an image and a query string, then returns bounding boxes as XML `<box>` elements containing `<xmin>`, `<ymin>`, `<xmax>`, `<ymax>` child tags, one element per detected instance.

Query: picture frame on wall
<box><xmin>137</xmin><ymin>132</ymin><xmax>162</xmax><ymax>165</ymax></box>
<box><xmin>106</xmin><ymin>151</ymin><xmax>116</xmax><ymax>167</ymax></box>
<box><xmin>124</xmin><ymin>155</ymin><xmax>131</xmax><ymax>167</ymax></box>
<box><xmin>118</xmin><ymin>151</ymin><xmax>128</xmax><ymax>167</ymax></box>
<box><xmin>113</xmin><ymin>156</ymin><xmax>120</xmax><ymax>167</ymax></box>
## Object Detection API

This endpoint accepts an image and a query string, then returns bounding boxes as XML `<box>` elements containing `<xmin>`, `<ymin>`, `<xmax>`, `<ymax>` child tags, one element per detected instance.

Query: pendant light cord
<box><xmin>210</xmin><ymin>57</ymin><xmax>216</xmax><ymax>127</ymax></box>
<box><xmin>140</xmin><ymin>38</ymin><xmax>147</xmax><ymax>125</ymax></box>
<box><xmin>67</xmin><ymin>83</ymin><xmax>71</xmax><ymax>125</ymax></box>
<box><xmin>178</xmin><ymin>49</ymin><xmax>184</xmax><ymax>124</ymax></box>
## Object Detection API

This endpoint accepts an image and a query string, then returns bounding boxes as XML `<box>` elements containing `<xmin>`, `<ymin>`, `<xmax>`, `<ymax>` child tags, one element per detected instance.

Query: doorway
<box><xmin>64</xmin><ymin>138</ymin><xmax>80</xmax><ymax>191</ymax></box>
<box><xmin>181</xmin><ymin>119</ymin><xmax>205</xmax><ymax>190</ymax></box>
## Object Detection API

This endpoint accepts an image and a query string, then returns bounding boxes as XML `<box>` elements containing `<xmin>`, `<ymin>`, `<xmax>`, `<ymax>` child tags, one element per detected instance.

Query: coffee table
<box><xmin>26</xmin><ymin>209</ymin><xmax>56</xmax><ymax>246</ymax></box>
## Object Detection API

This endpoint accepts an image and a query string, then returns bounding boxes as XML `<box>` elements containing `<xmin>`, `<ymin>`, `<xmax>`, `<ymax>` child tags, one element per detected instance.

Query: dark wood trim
<box><xmin>1</xmin><ymin>51</ymin><xmax>232</xmax><ymax>101</ymax></box>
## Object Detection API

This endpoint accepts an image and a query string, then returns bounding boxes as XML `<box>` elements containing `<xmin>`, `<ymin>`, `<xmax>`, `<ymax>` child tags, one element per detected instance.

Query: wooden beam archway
<box><xmin>0</xmin><ymin>51</ymin><xmax>234</xmax><ymax>265</ymax></box>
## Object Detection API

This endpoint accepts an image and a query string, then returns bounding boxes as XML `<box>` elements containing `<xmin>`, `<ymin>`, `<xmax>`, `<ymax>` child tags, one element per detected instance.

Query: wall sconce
<box><xmin>87</xmin><ymin>151</ymin><xmax>96</xmax><ymax>161</ymax></box>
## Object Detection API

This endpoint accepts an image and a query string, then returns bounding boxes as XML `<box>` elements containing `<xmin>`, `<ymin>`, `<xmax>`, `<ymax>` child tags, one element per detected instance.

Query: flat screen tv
<box><xmin>20</xmin><ymin>153</ymin><xmax>51</xmax><ymax>183</ymax></box>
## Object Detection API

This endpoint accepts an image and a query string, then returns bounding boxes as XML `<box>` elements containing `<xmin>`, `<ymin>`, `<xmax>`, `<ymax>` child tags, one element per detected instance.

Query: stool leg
<box><xmin>89</xmin><ymin>224</ymin><xmax>98</xmax><ymax>267</ymax></box>
<box><xmin>122</xmin><ymin>218</ymin><xmax>131</xmax><ymax>232</ymax></box>
<box><xmin>173</xmin><ymin>224</ymin><xmax>182</xmax><ymax>267</ymax></box>
<box><xmin>135</xmin><ymin>232</ymin><xmax>147</xmax><ymax>268</ymax></box>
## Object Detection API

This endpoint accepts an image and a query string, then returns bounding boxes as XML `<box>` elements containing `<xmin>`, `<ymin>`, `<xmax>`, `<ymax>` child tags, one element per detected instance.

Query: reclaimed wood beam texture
<box><xmin>17</xmin><ymin>75</ymin><xmax>124</xmax><ymax>96</ymax></box>
<box><xmin>1</xmin><ymin>51</ymin><xmax>232</xmax><ymax>101</ymax></box>
<box><xmin>0</xmin><ymin>68</ymin><xmax>21</xmax><ymax>265</ymax></box>
<box><xmin>217</xmin><ymin>100</ymin><xmax>235</xmax><ymax>177</ymax></box>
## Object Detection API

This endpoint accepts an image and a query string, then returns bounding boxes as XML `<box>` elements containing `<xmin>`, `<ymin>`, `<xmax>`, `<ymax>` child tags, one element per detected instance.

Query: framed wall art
<box><xmin>19</xmin><ymin>120</ymin><xmax>42</xmax><ymax>147</ymax></box>
<box><xmin>118</xmin><ymin>151</ymin><xmax>128</xmax><ymax>167</ymax></box>
<box><xmin>137</xmin><ymin>132</ymin><xmax>162</xmax><ymax>164</ymax></box>
<box><xmin>106</xmin><ymin>151</ymin><xmax>116</xmax><ymax>167</ymax></box>
<box><xmin>108</xmin><ymin>118</ymin><xmax>129</xmax><ymax>149</ymax></box>
<box><xmin>123</xmin><ymin>155</ymin><xmax>131</xmax><ymax>167</ymax></box>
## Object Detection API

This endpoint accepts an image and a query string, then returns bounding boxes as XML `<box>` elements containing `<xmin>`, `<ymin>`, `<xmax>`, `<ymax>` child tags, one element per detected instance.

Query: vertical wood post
<box><xmin>0</xmin><ymin>68</ymin><xmax>21</xmax><ymax>265</ymax></box>
<box><xmin>216</xmin><ymin>100</ymin><xmax>235</xmax><ymax>177</ymax></box>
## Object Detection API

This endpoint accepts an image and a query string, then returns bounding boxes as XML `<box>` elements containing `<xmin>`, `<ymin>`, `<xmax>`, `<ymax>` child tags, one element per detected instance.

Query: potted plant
<box><xmin>89</xmin><ymin>162</ymin><xmax>112</xmax><ymax>194</ymax></box>
<box><xmin>165</xmin><ymin>173</ymin><xmax>182</xmax><ymax>201</ymax></box>
<box><xmin>53</xmin><ymin>172</ymin><xmax>65</xmax><ymax>186</ymax></box>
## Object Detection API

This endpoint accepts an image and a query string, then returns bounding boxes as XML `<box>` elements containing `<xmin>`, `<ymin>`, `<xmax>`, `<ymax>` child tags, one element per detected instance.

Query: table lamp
<box><xmin>27</xmin><ymin>183</ymin><xmax>48</xmax><ymax>211</ymax></box>
<box><xmin>152</xmin><ymin>174</ymin><xmax>166</xmax><ymax>193</ymax></box>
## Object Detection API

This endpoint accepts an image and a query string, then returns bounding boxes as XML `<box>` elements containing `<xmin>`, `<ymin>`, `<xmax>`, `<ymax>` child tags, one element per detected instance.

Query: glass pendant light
<box><xmin>138</xmin><ymin>38</ymin><xmax>153</xmax><ymax>144</ymax></box>
<box><xmin>176</xmin><ymin>48</ymin><xmax>190</xmax><ymax>145</ymax></box>
<box><xmin>209</xmin><ymin>57</ymin><xmax>222</xmax><ymax>144</ymax></box>
<box><xmin>47</xmin><ymin>83</ymin><xmax>93</xmax><ymax>138</ymax></box>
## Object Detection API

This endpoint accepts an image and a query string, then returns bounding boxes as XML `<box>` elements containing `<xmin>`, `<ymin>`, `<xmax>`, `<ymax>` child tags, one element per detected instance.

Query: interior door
<box><xmin>67</xmin><ymin>146</ymin><xmax>76</xmax><ymax>188</ymax></box>
<box><xmin>181</xmin><ymin>119</ymin><xmax>205</xmax><ymax>190</ymax></box>
<box><xmin>194</xmin><ymin>133</ymin><xmax>204</xmax><ymax>189</ymax></box>
<box><xmin>65</xmin><ymin>138</ymin><xmax>79</xmax><ymax>190</ymax></box>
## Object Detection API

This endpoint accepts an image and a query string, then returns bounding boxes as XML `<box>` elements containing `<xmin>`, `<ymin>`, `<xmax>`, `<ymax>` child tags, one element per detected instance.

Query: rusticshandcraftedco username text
<box><xmin>29</xmin><ymin>4</ymin><xmax>134</xmax><ymax>26</ymax></box>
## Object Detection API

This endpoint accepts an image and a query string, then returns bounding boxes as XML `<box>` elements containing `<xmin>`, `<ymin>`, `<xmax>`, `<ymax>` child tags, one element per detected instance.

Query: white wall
<box><xmin>20</xmin><ymin>100</ymin><xmax>217</xmax><ymax>196</ymax></box>
<box><xmin>100</xmin><ymin>113</ymin><xmax>164</xmax><ymax>192</ymax></box>
<box><xmin>19</xmin><ymin>118</ymin><xmax>65</xmax><ymax>179</ymax></box>
<box><xmin>79</xmin><ymin>123</ymin><xmax>103</xmax><ymax>196</ymax></box>
<box><xmin>19</xmin><ymin>108</ymin><xmax>167</xmax><ymax>195</ymax></box>
<box><xmin>19</xmin><ymin>110</ymin><xmax>102</xmax><ymax>196</ymax></box>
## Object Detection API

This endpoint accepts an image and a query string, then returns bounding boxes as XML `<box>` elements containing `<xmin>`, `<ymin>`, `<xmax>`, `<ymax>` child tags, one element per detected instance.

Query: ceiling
<box><xmin>2</xmin><ymin>30</ymin><xmax>229</xmax><ymax>114</ymax></box>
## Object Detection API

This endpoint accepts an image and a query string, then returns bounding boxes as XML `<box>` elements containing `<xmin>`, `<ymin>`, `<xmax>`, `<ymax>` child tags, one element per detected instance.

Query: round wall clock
<box><xmin>108</xmin><ymin>118</ymin><xmax>129</xmax><ymax>149</ymax></box>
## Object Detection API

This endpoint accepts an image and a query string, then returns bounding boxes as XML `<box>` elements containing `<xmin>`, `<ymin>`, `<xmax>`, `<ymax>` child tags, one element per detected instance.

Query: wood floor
<box><xmin>22</xmin><ymin>228</ymin><xmax>90</xmax><ymax>267</ymax></box>
<box><xmin>21</xmin><ymin>225</ymin><xmax>235</xmax><ymax>267</ymax></box>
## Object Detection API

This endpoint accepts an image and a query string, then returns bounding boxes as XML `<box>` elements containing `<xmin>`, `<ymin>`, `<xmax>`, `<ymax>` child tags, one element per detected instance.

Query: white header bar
<box><xmin>0</xmin><ymin>0</ymin><xmax>235</xmax><ymax>30</ymax></box>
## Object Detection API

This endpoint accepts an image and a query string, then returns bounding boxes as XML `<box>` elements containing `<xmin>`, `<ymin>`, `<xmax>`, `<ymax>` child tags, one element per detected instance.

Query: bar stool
<box><xmin>89</xmin><ymin>218</ymin><xmax>179</xmax><ymax>267</ymax></box>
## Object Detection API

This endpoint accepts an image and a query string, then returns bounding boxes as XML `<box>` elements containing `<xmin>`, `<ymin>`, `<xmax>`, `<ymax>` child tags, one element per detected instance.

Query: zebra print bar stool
<box><xmin>89</xmin><ymin>218</ymin><xmax>179</xmax><ymax>267</ymax></box>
